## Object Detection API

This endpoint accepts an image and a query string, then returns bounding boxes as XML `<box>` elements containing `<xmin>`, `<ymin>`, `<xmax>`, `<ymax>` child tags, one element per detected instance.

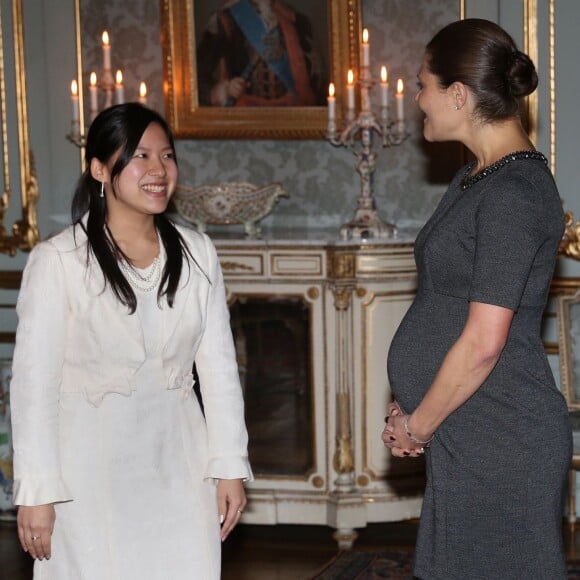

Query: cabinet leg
<box><xmin>332</xmin><ymin>528</ymin><xmax>359</xmax><ymax>550</ymax></box>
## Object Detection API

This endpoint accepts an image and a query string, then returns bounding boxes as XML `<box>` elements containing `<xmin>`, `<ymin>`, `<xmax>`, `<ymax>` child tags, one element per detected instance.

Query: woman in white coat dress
<box><xmin>10</xmin><ymin>103</ymin><xmax>253</xmax><ymax>579</ymax></box>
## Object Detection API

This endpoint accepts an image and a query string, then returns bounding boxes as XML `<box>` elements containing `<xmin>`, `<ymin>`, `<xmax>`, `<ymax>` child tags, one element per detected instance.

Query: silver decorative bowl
<box><xmin>174</xmin><ymin>181</ymin><xmax>289</xmax><ymax>238</ymax></box>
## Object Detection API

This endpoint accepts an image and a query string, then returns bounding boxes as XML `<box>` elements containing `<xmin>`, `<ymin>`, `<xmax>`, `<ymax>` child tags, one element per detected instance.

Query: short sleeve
<box><xmin>468</xmin><ymin>176</ymin><xmax>546</xmax><ymax>311</ymax></box>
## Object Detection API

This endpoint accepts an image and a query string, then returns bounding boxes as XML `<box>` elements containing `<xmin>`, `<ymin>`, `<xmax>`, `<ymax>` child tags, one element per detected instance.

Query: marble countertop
<box><xmin>205</xmin><ymin>227</ymin><xmax>418</xmax><ymax>247</ymax></box>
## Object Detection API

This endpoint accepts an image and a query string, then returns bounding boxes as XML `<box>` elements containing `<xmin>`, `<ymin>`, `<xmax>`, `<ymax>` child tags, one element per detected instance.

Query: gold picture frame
<box><xmin>161</xmin><ymin>0</ymin><xmax>361</xmax><ymax>139</ymax></box>
<box><xmin>0</xmin><ymin>0</ymin><xmax>39</xmax><ymax>255</ymax></box>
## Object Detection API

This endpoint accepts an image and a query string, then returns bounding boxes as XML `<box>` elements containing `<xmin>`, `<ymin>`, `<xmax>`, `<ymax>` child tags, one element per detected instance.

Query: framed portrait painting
<box><xmin>161</xmin><ymin>0</ymin><xmax>361</xmax><ymax>139</ymax></box>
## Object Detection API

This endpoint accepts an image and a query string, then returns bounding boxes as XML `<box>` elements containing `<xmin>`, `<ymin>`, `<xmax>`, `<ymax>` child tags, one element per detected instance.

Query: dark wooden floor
<box><xmin>0</xmin><ymin>519</ymin><xmax>418</xmax><ymax>579</ymax></box>
<box><xmin>2</xmin><ymin>518</ymin><xmax>580</xmax><ymax>579</ymax></box>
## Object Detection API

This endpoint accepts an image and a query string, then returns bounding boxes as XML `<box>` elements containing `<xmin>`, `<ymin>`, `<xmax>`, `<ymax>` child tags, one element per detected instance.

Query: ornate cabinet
<box><xmin>214</xmin><ymin>232</ymin><xmax>423</xmax><ymax>547</ymax></box>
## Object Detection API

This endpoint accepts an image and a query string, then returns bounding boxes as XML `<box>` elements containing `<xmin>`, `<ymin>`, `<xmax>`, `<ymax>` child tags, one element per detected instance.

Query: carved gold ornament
<box><xmin>560</xmin><ymin>211</ymin><xmax>580</xmax><ymax>261</ymax></box>
<box><xmin>0</xmin><ymin>0</ymin><xmax>39</xmax><ymax>255</ymax></box>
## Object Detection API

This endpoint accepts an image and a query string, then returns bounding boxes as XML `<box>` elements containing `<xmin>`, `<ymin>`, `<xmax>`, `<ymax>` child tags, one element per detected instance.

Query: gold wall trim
<box><xmin>73</xmin><ymin>0</ymin><xmax>85</xmax><ymax>170</ymax></box>
<box><xmin>548</xmin><ymin>0</ymin><xmax>555</xmax><ymax>172</ymax></box>
<box><xmin>0</xmin><ymin>0</ymin><xmax>39</xmax><ymax>255</ymax></box>
<box><xmin>524</xmin><ymin>0</ymin><xmax>538</xmax><ymax>146</ymax></box>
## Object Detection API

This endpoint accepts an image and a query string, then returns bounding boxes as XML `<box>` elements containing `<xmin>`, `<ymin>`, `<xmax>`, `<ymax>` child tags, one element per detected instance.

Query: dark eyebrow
<box><xmin>135</xmin><ymin>144</ymin><xmax>173</xmax><ymax>151</ymax></box>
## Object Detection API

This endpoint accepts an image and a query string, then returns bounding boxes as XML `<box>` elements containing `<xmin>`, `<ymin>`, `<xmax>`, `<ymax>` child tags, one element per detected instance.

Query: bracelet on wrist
<box><xmin>403</xmin><ymin>414</ymin><xmax>434</xmax><ymax>446</ymax></box>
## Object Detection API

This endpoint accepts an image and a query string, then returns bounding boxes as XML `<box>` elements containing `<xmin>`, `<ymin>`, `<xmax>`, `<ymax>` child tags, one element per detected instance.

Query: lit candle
<box><xmin>396</xmin><ymin>78</ymin><xmax>404</xmax><ymax>121</ymax></box>
<box><xmin>102</xmin><ymin>31</ymin><xmax>111</xmax><ymax>72</ymax></box>
<box><xmin>139</xmin><ymin>82</ymin><xmax>147</xmax><ymax>106</ymax></box>
<box><xmin>89</xmin><ymin>72</ymin><xmax>98</xmax><ymax>121</ymax></box>
<box><xmin>346</xmin><ymin>69</ymin><xmax>355</xmax><ymax>114</ymax></box>
<box><xmin>115</xmin><ymin>70</ymin><xmax>124</xmax><ymax>104</ymax></box>
<box><xmin>380</xmin><ymin>66</ymin><xmax>389</xmax><ymax>109</ymax></box>
<box><xmin>327</xmin><ymin>82</ymin><xmax>336</xmax><ymax>134</ymax></box>
<box><xmin>362</xmin><ymin>28</ymin><xmax>370</xmax><ymax>69</ymax></box>
<box><xmin>70</xmin><ymin>79</ymin><xmax>79</xmax><ymax>123</ymax></box>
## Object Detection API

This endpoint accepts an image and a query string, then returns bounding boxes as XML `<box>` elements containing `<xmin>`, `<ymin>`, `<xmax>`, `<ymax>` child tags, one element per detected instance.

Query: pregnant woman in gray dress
<box><xmin>382</xmin><ymin>19</ymin><xmax>571</xmax><ymax>579</ymax></box>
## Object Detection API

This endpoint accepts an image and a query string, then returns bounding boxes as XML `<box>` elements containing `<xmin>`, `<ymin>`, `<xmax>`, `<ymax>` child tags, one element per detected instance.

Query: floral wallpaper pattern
<box><xmin>80</xmin><ymin>0</ymin><xmax>460</xmax><ymax>232</ymax></box>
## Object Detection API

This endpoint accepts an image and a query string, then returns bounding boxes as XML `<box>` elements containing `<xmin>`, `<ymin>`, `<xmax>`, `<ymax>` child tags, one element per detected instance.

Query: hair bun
<box><xmin>508</xmin><ymin>50</ymin><xmax>538</xmax><ymax>98</ymax></box>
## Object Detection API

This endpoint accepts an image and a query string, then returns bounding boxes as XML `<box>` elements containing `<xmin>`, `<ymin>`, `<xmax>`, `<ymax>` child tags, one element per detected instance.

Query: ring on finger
<box><xmin>31</xmin><ymin>535</ymin><xmax>40</xmax><ymax>541</ymax></box>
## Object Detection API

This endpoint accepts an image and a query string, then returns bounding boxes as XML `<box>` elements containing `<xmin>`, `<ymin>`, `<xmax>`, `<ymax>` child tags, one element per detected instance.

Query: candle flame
<box><xmin>140</xmin><ymin>82</ymin><xmax>147</xmax><ymax>98</ymax></box>
<box><xmin>116</xmin><ymin>70</ymin><xmax>123</xmax><ymax>85</ymax></box>
<box><xmin>381</xmin><ymin>66</ymin><xmax>388</xmax><ymax>83</ymax></box>
<box><xmin>102</xmin><ymin>31</ymin><xmax>109</xmax><ymax>46</ymax></box>
<box><xmin>362</xmin><ymin>28</ymin><xmax>369</xmax><ymax>44</ymax></box>
<box><xmin>347</xmin><ymin>69</ymin><xmax>354</xmax><ymax>85</ymax></box>
<box><xmin>90</xmin><ymin>72</ymin><xmax>97</xmax><ymax>87</ymax></box>
<box><xmin>397</xmin><ymin>79</ymin><xmax>404</xmax><ymax>94</ymax></box>
<box><xmin>328</xmin><ymin>83</ymin><xmax>335</xmax><ymax>97</ymax></box>
<box><xmin>70</xmin><ymin>79</ymin><xmax>78</xmax><ymax>96</ymax></box>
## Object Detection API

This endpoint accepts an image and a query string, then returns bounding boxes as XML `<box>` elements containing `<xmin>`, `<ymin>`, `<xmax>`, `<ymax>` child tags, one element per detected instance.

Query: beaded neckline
<box><xmin>460</xmin><ymin>150</ymin><xmax>548</xmax><ymax>191</ymax></box>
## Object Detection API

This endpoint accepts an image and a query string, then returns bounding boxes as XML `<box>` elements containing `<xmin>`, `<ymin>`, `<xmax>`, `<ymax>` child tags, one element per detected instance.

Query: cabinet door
<box><xmin>226</xmin><ymin>282</ymin><xmax>327</xmax><ymax>493</ymax></box>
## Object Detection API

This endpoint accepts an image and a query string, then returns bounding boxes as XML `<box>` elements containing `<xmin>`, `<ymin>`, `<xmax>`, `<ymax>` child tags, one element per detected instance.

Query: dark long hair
<box><xmin>426</xmin><ymin>19</ymin><xmax>538</xmax><ymax>122</ymax></box>
<box><xmin>71</xmin><ymin>103</ymin><xmax>194</xmax><ymax>314</ymax></box>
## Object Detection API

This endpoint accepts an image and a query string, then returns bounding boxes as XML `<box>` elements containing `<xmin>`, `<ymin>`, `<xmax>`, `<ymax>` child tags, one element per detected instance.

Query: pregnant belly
<box><xmin>387</xmin><ymin>291</ymin><xmax>467</xmax><ymax>412</ymax></box>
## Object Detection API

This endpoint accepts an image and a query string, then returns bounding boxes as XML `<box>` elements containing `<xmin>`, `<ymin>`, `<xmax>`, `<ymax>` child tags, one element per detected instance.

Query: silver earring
<box><xmin>100</xmin><ymin>181</ymin><xmax>105</xmax><ymax>198</ymax></box>
<box><xmin>455</xmin><ymin>104</ymin><xmax>460</xmax><ymax>110</ymax></box>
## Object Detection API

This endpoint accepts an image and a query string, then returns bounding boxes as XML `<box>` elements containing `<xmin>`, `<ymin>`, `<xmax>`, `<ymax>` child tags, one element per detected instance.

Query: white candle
<box><xmin>89</xmin><ymin>72</ymin><xmax>98</xmax><ymax>121</ymax></box>
<box><xmin>380</xmin><ymin>66</ymin><xmax>389</xmax><ymax>109</ymax></box>
<box><xmin>327</xmin><ymin>82</ymin><xmax>336</xmax><ymax>134</ymax></box>
<box><xmin>346</xmin><ymin>69</ymin><xmax>355</xmax><ymax>113</ymax></box>
<box><xmin>396</xmin><ymin>78</ymin><xmax>404</xmax><ymax>121</ymax></box>
<box><xmin>362</xmin><ymin>28</ymin><xmax>370</xmax><ymax>68</ymax></box>
<box><xmin>139</xmin><ymin>82</ymin><xmax>147</xmax><ymax>106</ymax></box>
<box><xmin>102</xmin><ymin>31</ymin><xmax>111</xmax><ymax>72</ymax></box>
<box><xmin>115</xmin><ymin>70</ymin><xmax>124</xmax><ymax>105</ymax></box>
<box><xmin>70</xmin><ymin>79</ymin><xmax>79</xmax><ymax>123</ymax></box>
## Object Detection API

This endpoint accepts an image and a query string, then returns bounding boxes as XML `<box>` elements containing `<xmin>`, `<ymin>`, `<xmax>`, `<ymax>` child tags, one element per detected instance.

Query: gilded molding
<box><xmin>331</xmin><ymin>285</ymin><xmax>352</xmax><ymax>311</ymax></box>
<box><xmin>311</xmin><ymin>475</ymin><xmax>324</xmax><ymax>489</ymax></box>
<box><xmin>524</xmin><ymin>0</ymin><xmax>538</xmax><ymax>145</ymax></box>
<box><xmin>307</xmin><ymin>287</ymin><xmax>320</xmax><ymax>300</ymax></box>
<box><xmin>559</xmin><ymin>212</ymin><xmax>580</xmax><ymax>261</ymax></box>
<box><xmin>550</xmin><ymin>277</ymin><xmax>580</xmax><ymax>296</ymax></box>
<box><xmin>329</xmin><ymin>253</ymin><xmax>356</xmax><ymax>279</ymax></box>
<box><xmin>357</xmin><ymin>474</ymin><xmax>369</xmax><ymax>487</ymax></box>
<box><xmin>0</xmin><ymin>0</ymin><xmax>39</xmax><ymax>255</ymax></box>
<box><xmin>548</xmin><ymin>0</ymin><xmax>555</xmax><ymax>171</ymax></box>
<box><xmin>220</xmin><ymin>261</ymin><xmax>254</xmax><ymax>272</ymax></box>
<box><xmin>73</xmin><ymin>0</ymin><xmax>85</xmax><ymax>169</ymax></box>
<box><xmin>557</xmin><ymin>289</ymin><xmax>580</xmax><ymax>410</ymax></box>
<box><xmin>333</xmin><ymin>435</ymin><xmax>354</xmax><ymax>474</ymax></box>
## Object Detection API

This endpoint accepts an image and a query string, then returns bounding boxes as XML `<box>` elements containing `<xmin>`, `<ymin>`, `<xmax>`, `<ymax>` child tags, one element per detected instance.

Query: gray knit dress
<box><xmin>387</xmin><ymin>153</ymin><xmax>572</xmax><ymax>579</ymax></box>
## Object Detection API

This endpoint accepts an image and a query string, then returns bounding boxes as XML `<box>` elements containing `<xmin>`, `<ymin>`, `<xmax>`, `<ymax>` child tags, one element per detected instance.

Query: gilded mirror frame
<box><xmin>0</xmin><ymin>0</ymin><xmax>39</xmax><ymax>255</ymax></box>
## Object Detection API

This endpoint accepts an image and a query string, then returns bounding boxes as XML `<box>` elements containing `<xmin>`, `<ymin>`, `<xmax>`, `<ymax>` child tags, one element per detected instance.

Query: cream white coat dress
<box><xmin>10</xmin><ymin>223</ymin><xmax>252</xmax><ymax>580</ymax></box>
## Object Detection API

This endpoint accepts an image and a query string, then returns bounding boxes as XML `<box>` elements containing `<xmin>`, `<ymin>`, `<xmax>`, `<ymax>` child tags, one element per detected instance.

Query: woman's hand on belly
<box><xmin>17</xmin><ymin>503</ymin><xmax>55</xmax><ymax>560</ymax></box>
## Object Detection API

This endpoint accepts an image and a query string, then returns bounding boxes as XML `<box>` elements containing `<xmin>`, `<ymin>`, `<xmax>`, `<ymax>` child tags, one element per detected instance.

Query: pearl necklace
<box><xmin>460</xmin><ymin>150</ymin><xmax>548</xmax><ymax>191</ymax></box>
<box><xmin>119</xmin><ymin>254</ymin><xmax>162</xmax><ymax>293</ymax></box>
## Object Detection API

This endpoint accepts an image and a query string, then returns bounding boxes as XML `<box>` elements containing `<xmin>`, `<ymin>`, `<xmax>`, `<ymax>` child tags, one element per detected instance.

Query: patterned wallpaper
<box><xmin>80</xmin><ymin>0</ymin><xmax>460</xmax><ymax>232</ymax></box>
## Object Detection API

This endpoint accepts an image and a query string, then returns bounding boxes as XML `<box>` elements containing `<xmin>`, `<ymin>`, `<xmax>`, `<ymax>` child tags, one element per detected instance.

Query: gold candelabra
<box><xmin>327</xmin><ymin>29</ymin><xmax>408</xmax><ymax>240</ymax></box>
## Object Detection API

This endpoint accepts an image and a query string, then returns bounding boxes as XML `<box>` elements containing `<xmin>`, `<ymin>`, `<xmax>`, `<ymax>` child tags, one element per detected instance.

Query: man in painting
<box><xmin>196</xmin><ymin>0</ymin><xmax>324</xmax><ymax>107</ymax></box>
